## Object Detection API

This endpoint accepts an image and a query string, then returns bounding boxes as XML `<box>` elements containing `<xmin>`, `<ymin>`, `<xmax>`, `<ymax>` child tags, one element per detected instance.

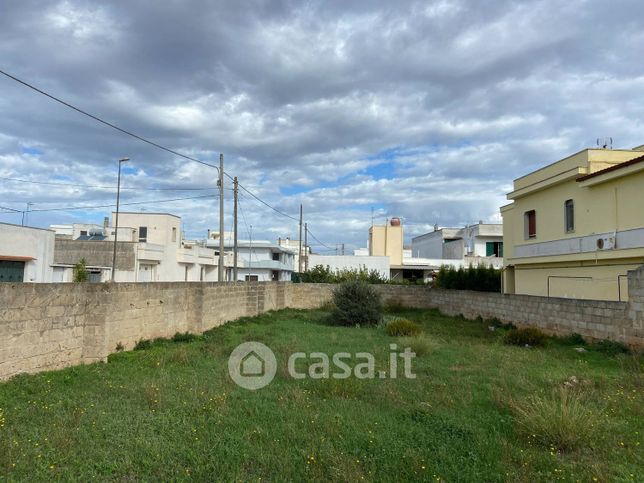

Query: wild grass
<box><xmin>0</xmin><ymin>307</ymin><xmax>641</xmax><ymax>482</ymax></box>
<box><xmin>508</xmin><ymin>386</ymin><xmax>603</xmax><ymax>451</ymax></box>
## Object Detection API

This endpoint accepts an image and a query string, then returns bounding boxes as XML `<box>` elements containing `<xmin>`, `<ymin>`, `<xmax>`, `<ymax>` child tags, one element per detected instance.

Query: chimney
<box><xmin>433</xmin><ymin>224</ymin><xmax>439</xmax><ymax>232</ymax></box>
<box><xmin>479</xmin><ymin>220</ymin><xmax>483</xmax><ymax>225</ymax></box>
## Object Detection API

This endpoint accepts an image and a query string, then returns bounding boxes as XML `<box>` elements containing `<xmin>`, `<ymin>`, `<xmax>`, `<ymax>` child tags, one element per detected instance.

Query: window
<box><xmin>80</xmin><ymin>230</ymin><xmax>87</xmax><ymax>236</ymax></box>
<box><xmin>172</xmin><ymin>227</ymin><xmax>177</xmax><ymax>243</ymax></box>
<box><xmin>138</xmin><ymin>226</ymin><xmax>147</xmax><ymax>242</ymax></box>
<box><xmin>486</xmin><ymin>241</ymin><xmax>504</xmax><ymax>257</ymax></box>
<box><xmin>272</xmin><ymin>252</ymin><xmax>280</xmax><ymax>261</ymax></box>
<box><xmin>564</xmin><ymin>199</ymin><xmax>574</xmax><ymax>233</ymax></box>
<box><xmin>524</xmin><ymin>210</ymin><xmax>536</xmax><ymax>239</ymax></box>
<box><xmin>245</xmin><ymin>275</ymin><xmax>259</xmax><ymax>282</ymax></box>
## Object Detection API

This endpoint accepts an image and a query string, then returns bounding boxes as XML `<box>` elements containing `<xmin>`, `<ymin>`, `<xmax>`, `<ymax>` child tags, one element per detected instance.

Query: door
<box><xmin>0</xmin><ymin>260</ymin><xmax>25</xmax><ymax>282</ymax></box>
<box><xmin>138</xmin><ymin>264</ymin><xmax>154</xmax><ymax>282</ymax></box>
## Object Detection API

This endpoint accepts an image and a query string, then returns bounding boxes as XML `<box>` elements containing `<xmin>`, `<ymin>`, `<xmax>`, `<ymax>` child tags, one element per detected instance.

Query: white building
<box><xmin>215</xmin><ymin>240</ymin><xmax>295</xmax><ymax>281</ymax></box>
<box><xmin>0</xmin><ymin>223</ymin><xmax>55</xmax><ymax>282</ymax></box>
<box><xmin>307</xmin><ymin>254</ymin><xmax>390</xmax><ymax>279</ymax></box>
<box><xmin>411</xmin><ymin>223</ymin><xmax>504</xmax><ymax>269</ymax></box>
<box><xmin>277</xmin><ymin>237</ymin><xmax>309</xmax><ymax>271</ymax></box>
<box><xmin>50</xmin><ymin>212</ymin><xmax>226</xmax><ymax>282</ymax></box>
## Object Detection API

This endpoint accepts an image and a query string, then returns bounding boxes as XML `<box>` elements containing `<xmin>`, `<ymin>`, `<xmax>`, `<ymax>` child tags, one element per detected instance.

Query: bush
<box><xmin>503</xmin><ymin>327</ymin><xmax>548</xmax><ymax>347</ymax></box>
<box><xmin>73</xmin><ymin>258</ymin><xmax>89</xmax><ymax>283</ymax></box>
<box><xmin>592</xmin><ymin>339</ymin><xmax>630</xmax><ymax>356</ymax></box>
<box><xmin>556</xmin><ymin>333</ymin><xmax>587</xmax><ymax>346</ymax></box>
<box><xmin>171</xmin><ymin>332</ymin><xmax>198</xmax><ymax>343</ymax></box>
<box><xmin>434</xmin><ymin>265</ymin><xmax>501</xmax><ymax>292</ymax></box>
<box><xmin>384</xmin><ymin>318</ymin><xmax>422</xmax><ymax>337</ymax></box>
<box><xmin>510</xmin><ymin>387</ymin><xmax>602</xmax><ymax>451</ymax></box>
<box><xmin>329</xmin><ymin>281</ymin><xmax>382</xmax><ymax>327</ymax></box>
<box><xmin>134</xmin><ymin>339</ymin><xmax>152</xmax><ymax>351</ymax></box>
<box><xmin>300</xmin><ymin>265</ymin><xmax>388</xmax><ymax>284</ymax></box>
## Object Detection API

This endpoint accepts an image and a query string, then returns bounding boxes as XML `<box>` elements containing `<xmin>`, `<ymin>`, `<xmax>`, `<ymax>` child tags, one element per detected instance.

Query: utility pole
<box><xmin>111</xmin><ymin>157</ymin><xmax>129</xmax><ymax>282</ymax></box>
<box><xmin>233</xmin><ymin>176</ymin><xmax>238</xmax><ymax>282</ymax></box>
<box><xmin>298</xmin><ymin>204</ymin><xmax>303</xmax><ymax>273</ymax></box>
<box><xmin>304</xmin><ymin>222</ymin><xmax>308</xmax><ymax>271</ymax></box>
<box><xmin>341</xmin><ymin>243</ymin><xmax>345</xmax><ymax>256</ymax></box>
<box><xmin>21</xmin><ymin>202</ymin><xmax>33</xmax><ymax>226</ymax></box>
<box><xmin>218</xmin><ymin>153</ymin><xmax>225</xmax><ymax>282</ymax></box>
<box><xmin>248</xmin><ymin>224</ymin><xmax>253</xmax><ymax>281</ymax></box>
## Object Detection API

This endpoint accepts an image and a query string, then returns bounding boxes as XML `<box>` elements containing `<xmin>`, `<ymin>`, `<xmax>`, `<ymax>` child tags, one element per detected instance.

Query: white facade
<box><xmin>0</xmin><ymin>223</ymin><xmax>55</xmax><ymax>282</ymax></box>
<box><xmin>308</xmin><ymin>254</ymin><xmax>390</xmax><ymax>279</ymax></box>
<box><xmin>50</xmin><ymin>212</ymin><xmax>225</xmax><ymax>283</ymax></box>
<box><xmin>412</xmin><ymin>223</ymin><xmax>504</xmax><ymax>268</ymax></box>
<box><xmin>277</xmin><ymin>237</ymin><xmax>309</xmax><ymax>271</ymax></box>
<box><xmin>218</xmin><ymin>240</ymin><xmax>295</xmax><ymax>282</ymax></box>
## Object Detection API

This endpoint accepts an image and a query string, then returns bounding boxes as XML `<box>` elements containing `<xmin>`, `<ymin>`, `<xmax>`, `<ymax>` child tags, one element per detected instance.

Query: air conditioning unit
<box><xmin>596</xmin><ymin>236</ymin><xmax>616</xmax><ymax>250</ymax></box>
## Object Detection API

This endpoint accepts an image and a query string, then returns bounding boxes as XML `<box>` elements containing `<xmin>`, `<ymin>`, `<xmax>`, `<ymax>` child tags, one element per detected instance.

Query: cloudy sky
<box><xmin>1</xmin><ymin>0</ymin><xmax>643</xmax><ymax>252</ymax></box>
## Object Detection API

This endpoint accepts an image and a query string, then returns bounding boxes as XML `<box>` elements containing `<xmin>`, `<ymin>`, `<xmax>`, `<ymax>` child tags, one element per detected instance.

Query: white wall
<box><xmin>308</xmin><ymin>254</ymin><xmax>390</xmax><ymax>279</ymax></box>
<box><xmin>0</xmin><ymin>223</ymin><xmax>55</xmax><ymax>282</ymax></box>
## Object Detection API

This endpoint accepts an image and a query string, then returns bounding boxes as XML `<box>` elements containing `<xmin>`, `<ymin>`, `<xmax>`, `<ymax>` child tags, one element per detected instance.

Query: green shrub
<box><xmin>510</xmin><ymin>387</ymin><xmax>602</xmax><ymax>451</ymax></box>
<box><xmin>397</xmin><ymin>336</ymin><xmax>436</xmax><ymax>356</ymax></box>
<box><xmin>171</xmin><ymin>332</ymin><xmax>198</xmax><ymax>343</ymax></box>
<box><xmin>73</xmin><ymin>258</ymin><xmax>89</xmax><ymax>283</ymax></box>
<box><xmin>592</xmin><ymin>339</ymin><xmax>630</xmax><ymax>356</ymax></box>
<box><xmin>503</xmin><ymin>327</ymin><xmax>548</xmax><ymax>347</ymax></box>
<box><xmin>384</xmin><ymin>318</ymin><xmax>422</xmax><ymax>337</ymax></box>
<box><xmin>556</xmin><ymin>333</ymin><xmax>587</xmax><ymax>346</ymax></box>
<box><xmin>329</xmin><ymin>281</ymin><xmax>382</xmax><ymax>327</ymax></box>
<box><xmin>434</xmin><ymin>265</ymin><xmax>501</xmax><ymax>292</ymax></box>
<box><xmin>300</xmin><ymin>265</ymin><xmax>388</xmax><ymax>284</ymax></box>
<box><xmin>134</xmin><ymin>339</ymin><xmax>152</xmax><ymax>351</ymax></box>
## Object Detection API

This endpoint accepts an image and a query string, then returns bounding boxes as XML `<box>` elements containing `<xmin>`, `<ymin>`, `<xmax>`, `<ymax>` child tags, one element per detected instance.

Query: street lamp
<box><xmin>111</xmin><ymin>157</ymin><xmax>130</xmax><ymax>282</ymax></box>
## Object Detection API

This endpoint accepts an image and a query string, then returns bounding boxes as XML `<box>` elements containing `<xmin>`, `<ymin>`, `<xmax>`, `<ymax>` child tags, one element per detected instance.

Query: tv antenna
<box><xmin>596</xmin><ymin>137</ymin><xmax>613</xmax><ymax>149</ymax></box>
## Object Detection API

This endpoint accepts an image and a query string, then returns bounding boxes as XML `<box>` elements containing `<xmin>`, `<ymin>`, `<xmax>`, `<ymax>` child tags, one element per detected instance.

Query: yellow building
<box><xmin>369</xmin><ymin>218</ymin><xmax>404</xmax><ymax>266</ymax></box>
<box><xmin>501</xmin><ymin>146</ymin><xmax>644</xmax><ymax>301</ymax></box>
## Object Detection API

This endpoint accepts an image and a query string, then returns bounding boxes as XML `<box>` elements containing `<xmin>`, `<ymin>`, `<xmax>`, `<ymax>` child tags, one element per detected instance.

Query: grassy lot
<box><xmin>0</xmin><ymin>308</ymin><xmax>641</xmax><ymax>482</ymax></box>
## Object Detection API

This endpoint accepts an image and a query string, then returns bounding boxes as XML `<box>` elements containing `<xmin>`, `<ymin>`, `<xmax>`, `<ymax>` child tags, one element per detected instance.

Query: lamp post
<box><xmin>111</xmin><ymin>157</ymin><xmax>130</xmax><ymax>282</ymax></box>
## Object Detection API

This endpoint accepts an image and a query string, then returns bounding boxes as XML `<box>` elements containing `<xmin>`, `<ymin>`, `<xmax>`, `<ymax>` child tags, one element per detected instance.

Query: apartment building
<box><xmin>411</xmin><ymin>222</ymin><xmax>504</xmax><ymax>269</ymax></box>
<box><xmin>501</xmin><ymin>146</ymin><xmax>644</xmax><ymax>301</ymax></box>
<box><xmin>218</xmin><ymin>240</ymin><xmax>295</xmax><ymax>281</ymax></box>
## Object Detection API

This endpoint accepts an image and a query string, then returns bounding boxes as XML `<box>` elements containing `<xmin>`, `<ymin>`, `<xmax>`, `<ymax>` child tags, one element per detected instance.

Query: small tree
<box><xmin>73</xmin><ymin>258</ymin><xmax>89</xmax><ymax>283</ymax></box>
<box><xmin>329</xmin><ymin>281</ymin><xmax>383</xmax><ymax>326</ymax></box>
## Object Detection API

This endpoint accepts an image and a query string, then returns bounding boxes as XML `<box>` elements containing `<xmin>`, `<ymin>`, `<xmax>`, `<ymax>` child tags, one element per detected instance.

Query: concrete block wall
<box><xmin>1</xmin><ymin>267</ymin><xmax>643</xmax><ymax>380</ymax></box>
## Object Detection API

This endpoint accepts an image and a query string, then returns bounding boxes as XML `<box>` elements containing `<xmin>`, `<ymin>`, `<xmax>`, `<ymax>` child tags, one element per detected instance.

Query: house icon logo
<box><xmin>228</xmin><ymin>342</ymin><xmax>277</xmax><ymax>390</ymax></box>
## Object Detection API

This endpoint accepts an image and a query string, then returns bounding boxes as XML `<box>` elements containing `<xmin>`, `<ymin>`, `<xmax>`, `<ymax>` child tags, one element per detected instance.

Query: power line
<box><xmin>0</xmin><ymin>205</ymin><xmax>21</xmax><ymax>212</ymax></box>
<box><xmin>0</xmin><ymin>68</ymin><xmax>219</xmax><ymax>170</ymax></box>
<box><xmin>0</xmin><ymin>175</ymin><xmax>217</xmax><ymax>191</ymax></box>
<box><xmin>0</xmin><ymin>194</ymin><xmax>217</xmax><ymax>214</ymax></box>
<box><xmin>306</xmin><ymin>226</ymin><xmax>333</xmax><ymax>250</ymax></box>
<box><xmin>237</xmin><ymin>182</ymin><xmax>299</xmax><ymax>222</ymax></box>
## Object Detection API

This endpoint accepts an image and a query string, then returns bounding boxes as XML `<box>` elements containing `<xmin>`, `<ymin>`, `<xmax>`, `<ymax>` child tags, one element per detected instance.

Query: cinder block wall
<box><xmin>1</xmin><ymin>266</ymin><xmax>642</xmax><ymax>381</ymax></box>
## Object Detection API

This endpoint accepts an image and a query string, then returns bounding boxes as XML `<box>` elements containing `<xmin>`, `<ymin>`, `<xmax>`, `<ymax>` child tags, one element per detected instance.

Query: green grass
<box><xmin>0</xmin><ymin>308</ymin><xmax>642</xmax><ymax>482</ymax></box>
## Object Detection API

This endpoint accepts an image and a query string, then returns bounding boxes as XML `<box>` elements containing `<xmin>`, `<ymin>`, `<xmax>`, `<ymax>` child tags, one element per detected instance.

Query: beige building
<box><xmin>369</xmin><ymin>218</ymin><xmax>404</xmax><ymax>265</ymax></box>
<box><xmin>501</xmin><ymin>146</ymin><xmax>644</xmax><ymax>301</ymax></box>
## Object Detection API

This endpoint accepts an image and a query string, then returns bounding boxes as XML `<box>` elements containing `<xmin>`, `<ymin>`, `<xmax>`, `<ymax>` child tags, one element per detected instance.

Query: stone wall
<box><xmin>1</xmin><ymin>266</ymin><xmax>642</xmax><ymax>380</ymax></box>
<box><xmin>54</xmin><ymin>239</ymin><xmax>136</xmax><ymax>270</ymax></box>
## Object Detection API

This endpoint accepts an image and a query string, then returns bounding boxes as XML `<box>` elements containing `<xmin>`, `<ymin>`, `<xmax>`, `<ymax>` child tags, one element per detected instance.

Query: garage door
<box><xmin>0</xmin><ymin>260</ymin><xmax>25</xmax><ymax>282</ymax></box>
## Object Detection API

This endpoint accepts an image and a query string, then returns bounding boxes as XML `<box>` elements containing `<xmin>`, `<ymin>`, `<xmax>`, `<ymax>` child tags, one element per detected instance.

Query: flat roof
<box><xmin>576</xmin><ymin>154</ymin><xmax>644</xmax><ymax>181</ymax></box>
<box><xmin>113</xmin><ymin>212</ymin><xmax>181</xmax><ymax>219</ymax></box>
<box><xmin>0</xmin><ymin>222</ymin><xmax>55</xmax><ymax>232</ymax></box>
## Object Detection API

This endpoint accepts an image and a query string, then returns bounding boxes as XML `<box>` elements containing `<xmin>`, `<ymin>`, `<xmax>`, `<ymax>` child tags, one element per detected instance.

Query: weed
<box><xmin>115</xmin><ymin>342</ymin><xmax>125</xmax><ymax>352</ymax></box>
<box><xmin>397</xmin><ymin>336</ymin><xmax>436</xmax><ymax>357</ymax></box>
<box><xmin>509</xmin><ymin>387</ymin><xmax>603</xmax><ymax>451</ymax></box>
<box><xmin>592</xmin><ymin>339</ymin><xmax>630</xmax><ymax>356</ymax></box>
<box><xmin>384</xmin><ymin>318</ymin><xmax>422</xmax><ymax>337</ymax></box>
<box><xmin>503</xmin><ymin>327</ymin><xmax>548</xmax><ymax>347</ymax></box>
<box><xmin>134</xmin><ymin>339</ymin><xmax>152</xmax><ymax>351</ymax></box>
<box><xmin>168</xmin><ymin>346</ymin><xmax>190</xmax><ymax>365</ymax></box>
<box><xmin>171</xmin><ymin>332</ymin><xmax>198</xmax><ymax>343</ymax></box>
<box><xmin>556</xmin><ymin>333</ymin><xmax>587</xmax><ymax>346</ymax></box>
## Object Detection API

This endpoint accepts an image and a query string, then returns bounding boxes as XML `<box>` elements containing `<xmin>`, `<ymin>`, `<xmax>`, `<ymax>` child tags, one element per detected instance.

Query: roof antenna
<box><xmin>597</xmin><ymin>137</ymin><xmax>613</xmax><ymax>149</ymax></box>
